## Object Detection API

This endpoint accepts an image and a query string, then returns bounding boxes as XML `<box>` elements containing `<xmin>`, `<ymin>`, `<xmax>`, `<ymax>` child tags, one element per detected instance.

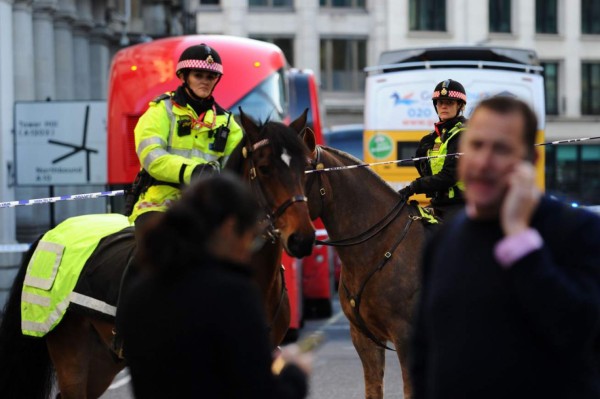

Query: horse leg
<box><xmin>349</xmin><ymin>323</ymin><xmax>385</xmax><ymax>399</ymax></box>
<box><xmin>46</xmin><ymin>312</ymin><xmax>93</xmax><ymax>399</ymax></box>
<box><xmin>392</xmin><ymin>321</ymin><xmax>413</xmax><ymax>399</ymax></box>
<box><xmin>85</xmin><ymin>319</ymin><xmax>126</xmax><ymax>398</ymax></box>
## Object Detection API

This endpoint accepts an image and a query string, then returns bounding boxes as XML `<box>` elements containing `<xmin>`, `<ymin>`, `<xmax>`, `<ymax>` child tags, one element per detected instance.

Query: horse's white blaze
<box><xmin>281</xmin><ymin>148</ymin><xmax>292</xmax><ymax>167</ymax></box>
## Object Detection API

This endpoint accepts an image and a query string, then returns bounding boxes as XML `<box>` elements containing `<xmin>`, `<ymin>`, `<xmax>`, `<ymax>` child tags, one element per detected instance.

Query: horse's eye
<box><xmin>258</xmin><ymin>165</ymin><xmax>270</xmax><ymax>175</ymax></box>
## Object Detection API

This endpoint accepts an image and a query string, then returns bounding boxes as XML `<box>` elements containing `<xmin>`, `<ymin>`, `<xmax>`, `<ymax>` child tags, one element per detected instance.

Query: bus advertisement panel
<box><xmin>364</xmin><ymin>47</ymin><xmax>546</xmax><ymax>196</ymax></box>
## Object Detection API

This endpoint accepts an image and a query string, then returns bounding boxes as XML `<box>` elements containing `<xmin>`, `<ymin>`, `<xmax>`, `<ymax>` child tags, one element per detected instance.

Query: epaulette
<box><xmin>151</xmin><ymin>93</ymin><xmax>172</xmax><ymax>104</ymax></box>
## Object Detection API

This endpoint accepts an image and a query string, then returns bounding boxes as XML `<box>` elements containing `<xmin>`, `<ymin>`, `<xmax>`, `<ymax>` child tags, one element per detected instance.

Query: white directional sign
<box><xmin>15</xmin><ymin>101</ymin><xmax>107</xmax><ymax>185</ymax></box>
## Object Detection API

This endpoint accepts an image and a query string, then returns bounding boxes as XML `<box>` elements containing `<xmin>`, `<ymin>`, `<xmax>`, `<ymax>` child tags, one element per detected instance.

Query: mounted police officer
<box><xmin>398</xmin><ymin>79</ymin><xmax>467</xmax><ymax>221</ymax></box>
<box><xmin>126</xmin><ymin>43</ymin><xmax>244</xmax><ymax>233</ymax></box>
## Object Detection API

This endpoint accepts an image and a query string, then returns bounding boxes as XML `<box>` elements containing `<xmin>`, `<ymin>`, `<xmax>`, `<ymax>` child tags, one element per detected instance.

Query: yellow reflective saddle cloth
<box><xmin>21</xmin><ymin>214</ymin><xmax>132</xmax><ymax>337</ymax></box>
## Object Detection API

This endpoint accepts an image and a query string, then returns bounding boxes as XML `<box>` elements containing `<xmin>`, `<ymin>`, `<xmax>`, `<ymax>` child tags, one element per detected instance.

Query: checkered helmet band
<box><xmin>176</xmin><ymin>59</ymin><xmax>223</xmax><ymax>75</ymax></box>
<box><xmin>432</xmin><ymin>90</ymin><xmax>467</xmax><ymax>102</ymax></box>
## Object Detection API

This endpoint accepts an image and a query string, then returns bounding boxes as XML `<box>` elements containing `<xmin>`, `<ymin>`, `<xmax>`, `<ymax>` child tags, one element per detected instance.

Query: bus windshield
<box><xmin>230</xmin><ymin>68</ymin><xmax>286</xmax><ymax>122</ymax></box>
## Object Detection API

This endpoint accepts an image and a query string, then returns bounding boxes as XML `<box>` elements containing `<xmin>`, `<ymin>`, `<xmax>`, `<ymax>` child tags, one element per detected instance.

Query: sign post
<box><xmin>14</xmin><ymin>101</ymin><xmax>107</xmax><ymax>186</ymax></box>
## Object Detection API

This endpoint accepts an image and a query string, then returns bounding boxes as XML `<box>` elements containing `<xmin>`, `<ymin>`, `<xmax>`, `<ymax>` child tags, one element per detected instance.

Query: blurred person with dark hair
<box><xmin>120</xmin><ymin>173</ymin><xmax>310</xmax><ymax>399</ymax></box>
<box><xmin>410</xmin><ymin>96</ymin><xmax>600</xmax><ymax>399</ymax></box>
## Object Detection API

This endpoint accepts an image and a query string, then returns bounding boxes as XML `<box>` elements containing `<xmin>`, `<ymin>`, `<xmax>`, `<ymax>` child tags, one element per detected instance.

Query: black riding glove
<box><xmin>191</xmin><ymin>162</ymin><xmax>219</xmax><ymax>182</ymax></box>
<box><xmin>398</xmin><ymin>184</ymin><xmax>415</xmax><ymax>199</ymax></box>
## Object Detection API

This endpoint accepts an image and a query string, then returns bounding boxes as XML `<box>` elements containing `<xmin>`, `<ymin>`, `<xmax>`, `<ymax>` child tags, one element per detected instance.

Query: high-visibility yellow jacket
<box><xmin>130</xmin><ymin>92</ymin><xmax>243</xmax><ymax>222</ymax></box>
<box><xmin>427</xmin><ymin>123</ymin><xmax>465</xmax><ymax>199</ymax></box>
<box><xmin>413</xmin><ymin>117</ymin><xmax>466</xmax><ymax>205</ymax></box>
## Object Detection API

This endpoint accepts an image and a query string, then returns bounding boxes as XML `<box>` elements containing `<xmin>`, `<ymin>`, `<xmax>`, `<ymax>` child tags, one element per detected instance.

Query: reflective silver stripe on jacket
<box><xmin>167</xmin><ymin>148</ymin><xmax>221</xmax><ymax>163</ymax></box>
<box><xmin>23</xmin><ymin>241</ymin><xmax>65</xmax><ymax>290</ymax></box>
<box><xmin>165</xmin><ymin>98</ymin><xmax>176</xmax><ymax>149</ymax></box>
<box><xmin>137</xmin><ymin>137</ymin><xmax>167</xmax><ymax>159</ymax></box>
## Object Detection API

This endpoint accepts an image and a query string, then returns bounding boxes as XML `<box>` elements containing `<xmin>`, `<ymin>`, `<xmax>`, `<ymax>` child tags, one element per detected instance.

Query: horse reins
<box><xmin>307</xmin><ymin>145</ymin><xmax>422</xmax><ymax>351</ymax></box>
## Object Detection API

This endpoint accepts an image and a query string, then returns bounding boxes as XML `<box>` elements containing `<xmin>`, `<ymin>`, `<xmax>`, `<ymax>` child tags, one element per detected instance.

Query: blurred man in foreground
<box><xmin>410</xmin><ymin>96</ymin><xmax>600</xmax><ymax>399</ymax></box>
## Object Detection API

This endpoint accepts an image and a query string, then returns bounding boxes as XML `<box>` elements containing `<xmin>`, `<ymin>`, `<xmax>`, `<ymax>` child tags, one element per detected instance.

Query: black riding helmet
<box><xmin>176</xmin><ymin>43</ymin><xmax>224</xmax><ymax>79</ymax></box>
<box><xmin>432</xmin><ymin>79</ymin><xmax>467</xmax><ymax>118</ymax></box>
<box><xmin>176</xmin><ymin>44</ymin><xmax>224</xmax><ymax>100</ymax></box>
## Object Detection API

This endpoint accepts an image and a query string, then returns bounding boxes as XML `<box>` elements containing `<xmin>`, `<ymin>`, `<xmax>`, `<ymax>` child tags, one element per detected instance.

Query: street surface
<box><xmin>99</xmin><ymin>297</ymin><xmax>405</xmax><ymax>399</ymax></box>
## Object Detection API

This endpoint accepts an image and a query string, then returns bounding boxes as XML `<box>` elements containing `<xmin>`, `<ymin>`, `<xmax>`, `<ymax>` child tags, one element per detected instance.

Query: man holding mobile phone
<box><xmin>410</xmin><ymin>96</ymin><xmax>600</xmax><ymax>399</ymax></box>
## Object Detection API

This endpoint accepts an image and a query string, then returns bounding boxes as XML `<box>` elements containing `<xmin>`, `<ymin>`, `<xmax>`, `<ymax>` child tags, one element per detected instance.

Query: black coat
<box><xmin>120</xmin><ymin>257</ymin><xmax>307</xmax><ymax>399</ymax></box>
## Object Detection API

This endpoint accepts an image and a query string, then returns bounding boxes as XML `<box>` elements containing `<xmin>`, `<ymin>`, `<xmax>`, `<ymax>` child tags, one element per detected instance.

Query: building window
<box><xmin>582</xmin><ymin>0</ymin><xmax>600</xmax><ymax>34</ymax></box>
<box><xmin>489</xmin><ymin>0</ymin><xmax>511</xmax><ymax>33</ymax></box>
<box><xmin>546</xmin><ymin>145</ymin><xmax>600</xmax><ymax>205</ymax></box>
<box><xmin>320</xmin><ymin>0</ymin><xmax>366</xmax><ymax>7</ymax></box>
<box><xmin>536</xmin><ymin>0</ymin><xmax>558</xmax><ymax>33</ymax></box>
<box><xmin>320</xmin><ymin>38</ymin><xmax>366</xmax><ymax>92</ymax></box>
<box><xmin>541</xmin><ymin>62</ymin><xmax>559</xmax><ymax>115</ymax></box>
<box><xmin>250</xmin><ymin>36</ymin><xmax>294</xmax><ymax>66</ymax></box>
<box><xmin>409</xmin><ymin>0</ymin><xmax>446</xmax><ymax>31</ymax></box>
<box><xmin>250</xmin><ymin>0</ymin><xmax>293</xmax><ymax>6</ymax></box>
<box><xmin>581</xmin><ymin>62</ymin><xmax>600</xmax><ymax>115</ymax></box>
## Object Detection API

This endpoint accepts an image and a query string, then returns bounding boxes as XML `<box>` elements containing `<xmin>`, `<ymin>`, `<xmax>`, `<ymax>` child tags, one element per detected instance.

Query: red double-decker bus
<box><xmin>106</xmin><ymin>35</ymin><xmax>334</xmax><ymax>338</ymax></box>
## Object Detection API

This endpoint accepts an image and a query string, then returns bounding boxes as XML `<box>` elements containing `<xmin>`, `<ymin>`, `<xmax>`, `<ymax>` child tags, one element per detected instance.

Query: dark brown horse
<box><xmin>0</xmin><ymin>111</ymin><xmax>315</xmax><ymax>399</ymax></box>
<box><xmin>303</xmin><ymin>130</ymin><xmax>426</xmax><ymax>399</ymax></box>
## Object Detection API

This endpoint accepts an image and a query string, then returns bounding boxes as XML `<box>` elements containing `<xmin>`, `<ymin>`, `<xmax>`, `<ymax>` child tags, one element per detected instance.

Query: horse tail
<box><xmin>0</xmin><ymin>237</ymin><xmax>54</xmax><ymax>398</ymax></box>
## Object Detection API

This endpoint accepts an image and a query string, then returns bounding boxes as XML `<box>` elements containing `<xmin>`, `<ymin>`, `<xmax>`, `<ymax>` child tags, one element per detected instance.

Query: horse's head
<box><xmin>226</xmin><ymin>109</ymin><xmax>315</xmax><ymax>258</ymax></box>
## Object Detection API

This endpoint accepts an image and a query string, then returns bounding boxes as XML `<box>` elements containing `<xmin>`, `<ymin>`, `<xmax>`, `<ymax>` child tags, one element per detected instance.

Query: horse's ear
<box><xmin>289</xmin><ymin>108</ymin><xmax>309</xmax><ymax>135</ymax></box>
<box><xmin>303</xmin><ymin>125</ymin><xmax>317</xmax><ymax>153</ymax></box>
<box><xmin>239</xmin><ymin>107</ymin><xmax>260</xmax><ymax>143</ymax></box>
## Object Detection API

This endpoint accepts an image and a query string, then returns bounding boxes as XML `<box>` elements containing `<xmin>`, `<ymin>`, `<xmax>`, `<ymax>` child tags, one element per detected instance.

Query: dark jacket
<box><xmin>412</xmin><ymin>116</ymin><xmax>466</xmax><ymax>205</ymax></box>
<box><xmin>120</xmin><ymin>257</ymin><xmax>307</xmax><ymax>399</ymax></box>
<box><xmin>410</xmin><ymin>196</ymin><xmax>600</xmax><ymax>399</ymax></box>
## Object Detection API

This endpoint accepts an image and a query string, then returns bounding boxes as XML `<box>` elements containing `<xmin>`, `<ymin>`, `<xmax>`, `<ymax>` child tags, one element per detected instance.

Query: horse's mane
<box><xmin>225</xmin><ymin>120</ymin><xmax>309</xmax><ymax>173</ymax></box>
<box><xmin>321</xmin><ymin>145</ymin><xmax>396</xmax><ymax>191</ymax></box>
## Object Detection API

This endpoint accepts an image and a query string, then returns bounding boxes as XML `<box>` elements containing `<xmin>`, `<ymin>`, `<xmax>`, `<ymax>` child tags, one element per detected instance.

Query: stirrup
<box><xmin>111</xmin><ymin>328</ymin><xmax>125</xmax><ymax>360</ymax></box>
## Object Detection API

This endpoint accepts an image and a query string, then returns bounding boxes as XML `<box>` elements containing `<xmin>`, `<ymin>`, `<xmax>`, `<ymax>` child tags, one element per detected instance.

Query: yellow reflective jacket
<box><xmin>427</xmin><ymin>123</ymin><xmax>465</xmax><ymax>199</ymax></box>
<box><xmin>129</xmin><ymin>92</ymin><xmax>243</xmax><ymax>222</ymax></box>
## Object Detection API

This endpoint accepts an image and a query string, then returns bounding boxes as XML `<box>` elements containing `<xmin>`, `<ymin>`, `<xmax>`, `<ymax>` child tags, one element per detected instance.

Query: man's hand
<box><xmin>398</xmin><ymin>184</ymin><xmax>415</xmax><ymax>199</ymax></box>
<box><xmin>500</xmin><ymin>162</ymin><xmax>541</xmax><ymax>237</ymax></box>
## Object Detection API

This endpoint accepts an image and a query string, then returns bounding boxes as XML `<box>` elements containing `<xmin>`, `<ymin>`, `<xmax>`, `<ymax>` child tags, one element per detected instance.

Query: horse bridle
<box><xmin>306</xmin><ymin>144</ymin><xmax>421</xmax><ymax>351</ymax></box>
<box><xmin>243</xmin><ymin>138</ymin><xmax>308</xmax><ymax>242</ymax></box>
<box><xmin>307</xmin><ymin>145</ymin><xmax>409</xmax><ymax>246</ymax></box>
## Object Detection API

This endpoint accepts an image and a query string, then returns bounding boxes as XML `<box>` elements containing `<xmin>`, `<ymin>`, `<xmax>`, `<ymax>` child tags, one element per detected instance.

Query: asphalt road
<box><xmin>99</xmin><ymin>297</ymin><xmax>405</xmax><ymax>399</ymax></box>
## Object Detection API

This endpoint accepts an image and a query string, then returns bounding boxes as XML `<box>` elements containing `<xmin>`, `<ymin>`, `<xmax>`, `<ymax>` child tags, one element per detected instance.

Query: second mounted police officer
<box><xmin>398</xmin><ymin>79</ymin><xmax>468</xmax><ymax>221</ymax></box>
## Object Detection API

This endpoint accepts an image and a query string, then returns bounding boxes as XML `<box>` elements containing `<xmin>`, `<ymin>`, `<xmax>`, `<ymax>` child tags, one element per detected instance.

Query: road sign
<box><xmin>14</xmin><ymin>101</ymin><xmax>107</xmax><ymax>185</ymax></box>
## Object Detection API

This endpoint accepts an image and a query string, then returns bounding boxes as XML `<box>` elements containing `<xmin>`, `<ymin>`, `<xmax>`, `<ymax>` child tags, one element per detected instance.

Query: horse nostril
<box><xmin>287</xmin><ymin>232</ymin><xmax>315</xmax><ymax>258</ymax></box>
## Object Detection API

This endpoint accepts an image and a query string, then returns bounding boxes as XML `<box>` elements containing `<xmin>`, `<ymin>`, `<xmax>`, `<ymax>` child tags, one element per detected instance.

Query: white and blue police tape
<box><xmin>0</xmin><ymin>190</ymin><xmax>125</xmax><ymax>209</ymax></box>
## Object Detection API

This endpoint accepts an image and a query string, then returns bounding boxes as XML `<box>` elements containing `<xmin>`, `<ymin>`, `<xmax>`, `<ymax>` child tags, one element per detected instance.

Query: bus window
<box><xmin>230</xmin><ymin>68</ymin><xmax>286</xmax><ymax>122</ymax></box>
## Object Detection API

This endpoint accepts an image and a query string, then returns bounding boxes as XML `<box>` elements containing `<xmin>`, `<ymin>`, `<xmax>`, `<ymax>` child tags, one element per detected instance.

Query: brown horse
<box><xmin>0</xmin><ymin>111</ymin><xmax>315</xmax><ymax>399</ymax></box>
<box><xmin>303</xmin><ymin>130</ymin><xmax>427</xmax><ymax>399</ymax></box>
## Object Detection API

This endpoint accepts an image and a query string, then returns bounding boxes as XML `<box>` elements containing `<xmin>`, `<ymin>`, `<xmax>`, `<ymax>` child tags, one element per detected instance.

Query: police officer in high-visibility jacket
<box><xmin>128</xmin><ymin>43</ymin><xmax>243</xmax><ymax>232</ymax></box>
<box><xmin>398</xmin><ymin>79</ymin><xmax>467</xmax><ymax>221</ymax></box>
